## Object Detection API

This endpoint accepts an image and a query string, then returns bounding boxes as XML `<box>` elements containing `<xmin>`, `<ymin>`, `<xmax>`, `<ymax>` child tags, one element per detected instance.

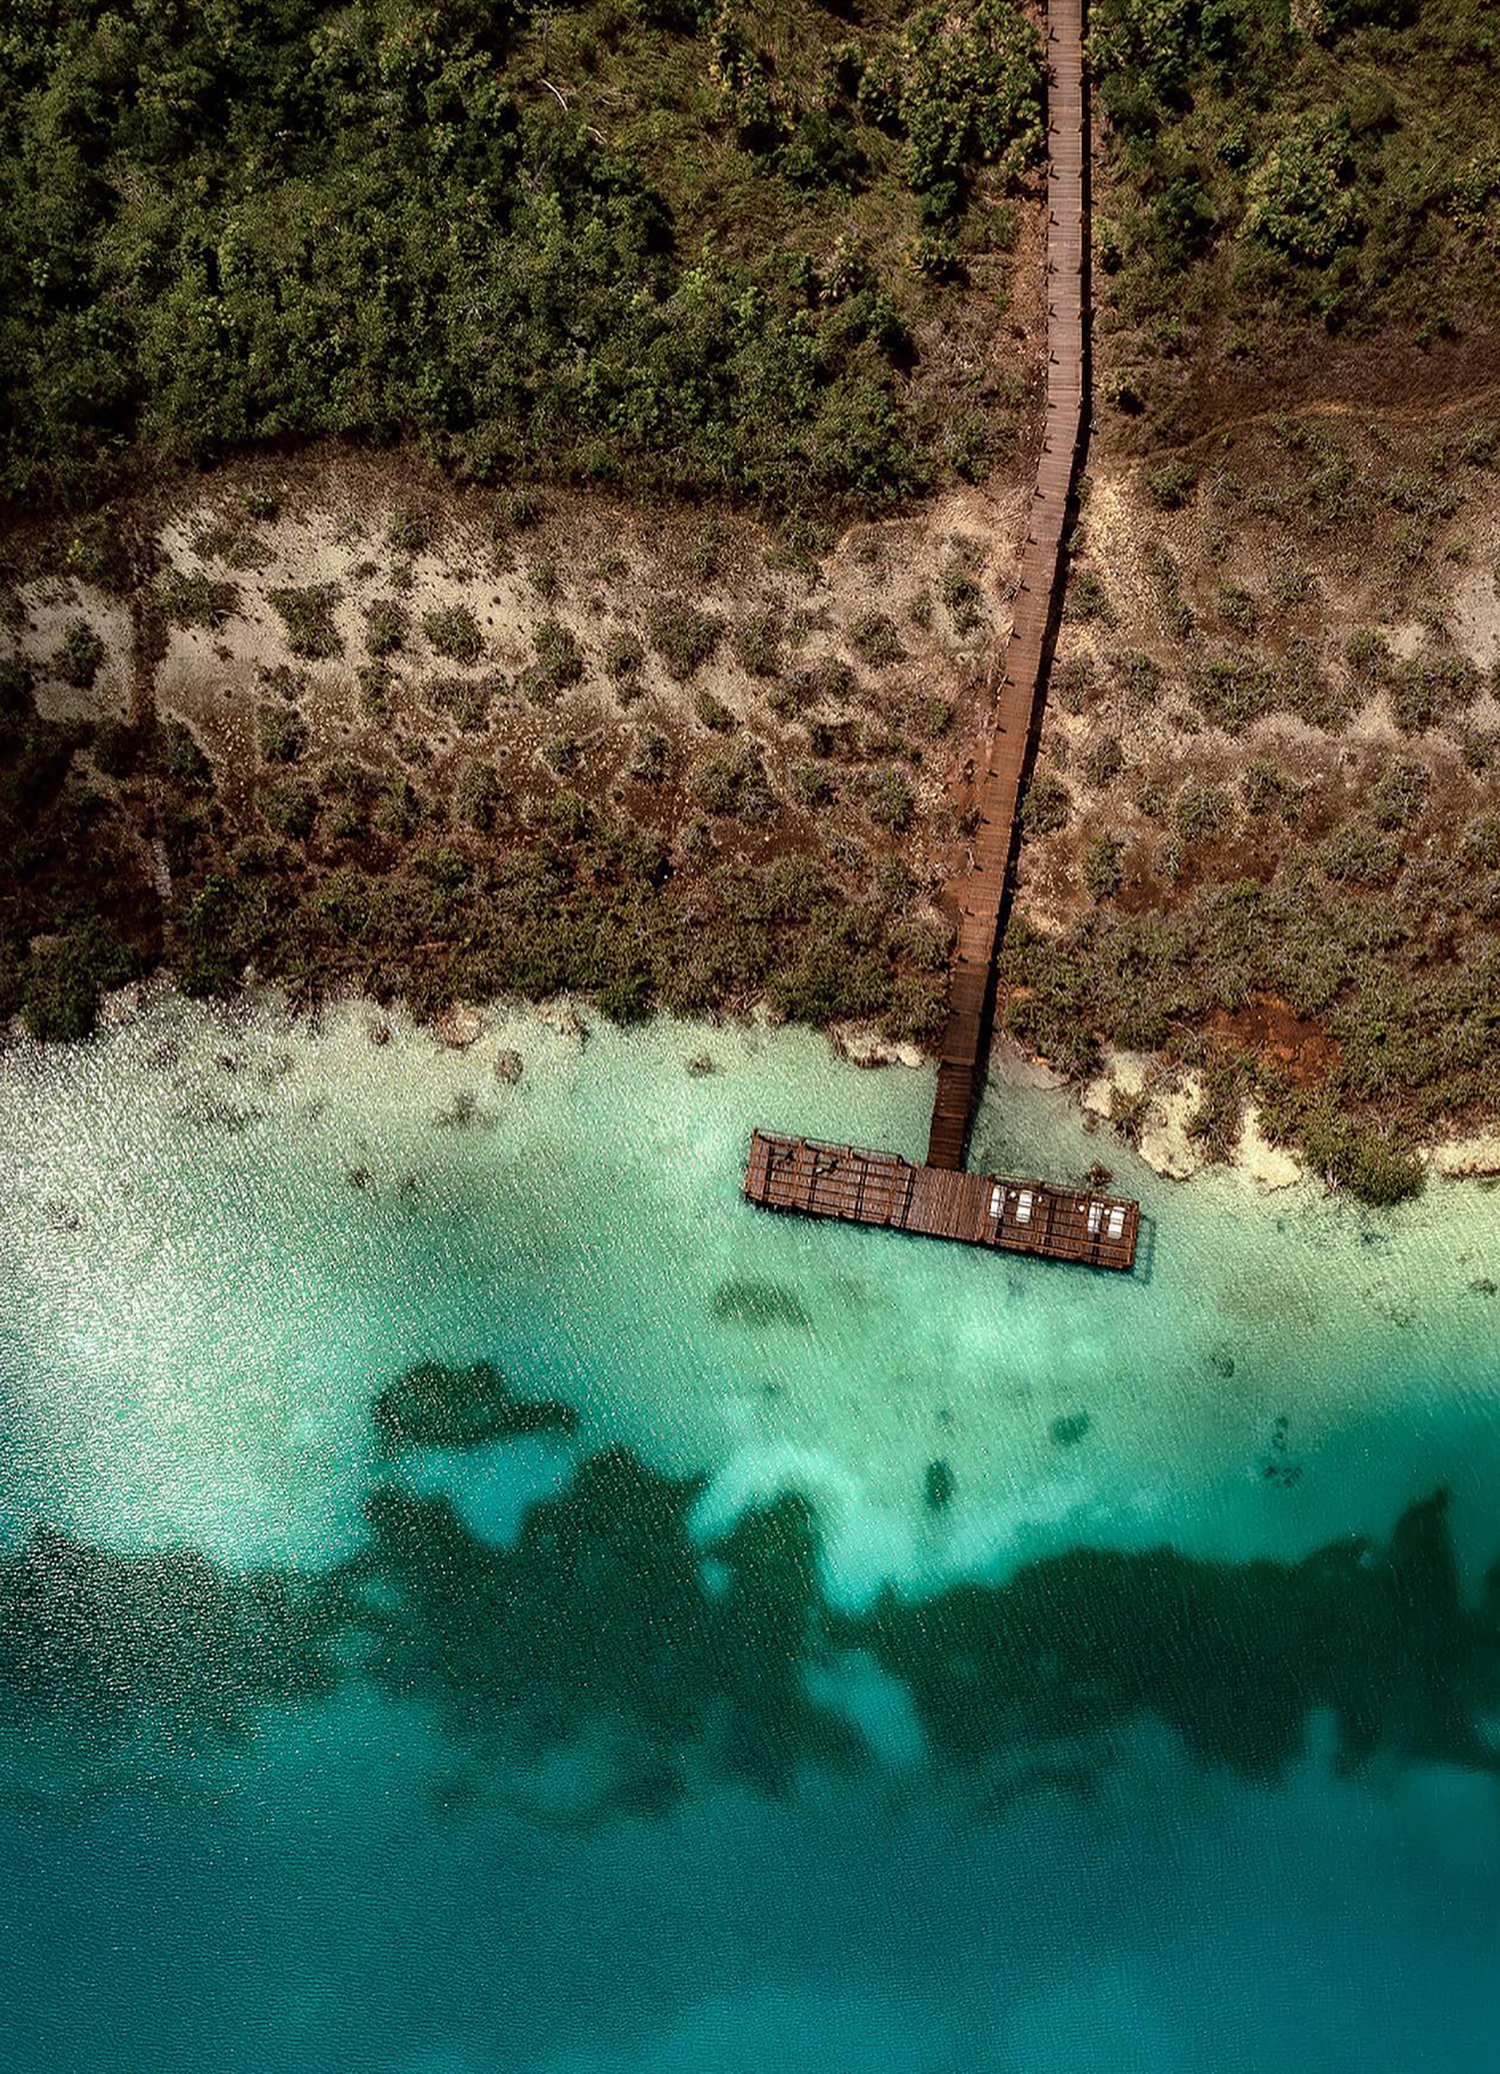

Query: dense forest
<box><xmin>5</xmin><ymin>0</ymin><xmax>1498</xmax><ymax>514</ymax></box>
<box><xmin>0</xmin><ymin>0</ymin><xmax>1042</xmax><ymax>509</ymax></box>
<box><xmin>1090</xmin><ymin>0</ymin><xmax>1500</xmax><ymax>419</ymax></box>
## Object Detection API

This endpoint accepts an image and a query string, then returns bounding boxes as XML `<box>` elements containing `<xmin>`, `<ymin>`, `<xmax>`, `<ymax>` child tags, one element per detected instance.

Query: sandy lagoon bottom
<box><xmin>2</xmin><ymin>993</ymin><xmax>1500</xmax><ymax>2073</ymax></box>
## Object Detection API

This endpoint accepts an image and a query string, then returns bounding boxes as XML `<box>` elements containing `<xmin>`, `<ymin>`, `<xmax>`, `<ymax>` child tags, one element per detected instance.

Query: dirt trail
<box><xmin>1104</xmin><ymin>380</ymin><xmax>1500</xmax><ymax>475</ymax></box>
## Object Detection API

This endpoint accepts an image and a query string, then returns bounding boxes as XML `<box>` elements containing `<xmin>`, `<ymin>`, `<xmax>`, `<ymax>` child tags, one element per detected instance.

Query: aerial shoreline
<box><xmin>9</xmin><ymin>432</ymin><xmax>1500</xmax><ymax>1206</ymax></box>
<box><xmin>25</xmin><ymin>967</ymin><xmax>1500</xmax><ymax>1205</ymax></box>
<box><xmin>6</xmin><ymin>2</ymin><xmax>1500</xmax><ymax>2067</ymax></box>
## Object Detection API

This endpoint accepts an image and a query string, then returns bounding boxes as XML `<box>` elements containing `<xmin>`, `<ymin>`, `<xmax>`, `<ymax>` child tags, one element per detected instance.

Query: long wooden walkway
<box><xmin>742</xmin><ymin>3</ymin><xmax>1138</xmax><ymax>1273</ymax></box>
<box><xmin>927</xmin><ymin>0</ymin><xmax>1088</xmax><ymax>1170</ymax></box>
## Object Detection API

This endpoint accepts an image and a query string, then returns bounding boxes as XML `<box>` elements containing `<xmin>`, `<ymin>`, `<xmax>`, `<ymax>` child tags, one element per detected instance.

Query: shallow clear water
<box><xmin>3</xmin><ymin>994</ymin><xmax>1499</xmax><ymax>2072</ymax></box>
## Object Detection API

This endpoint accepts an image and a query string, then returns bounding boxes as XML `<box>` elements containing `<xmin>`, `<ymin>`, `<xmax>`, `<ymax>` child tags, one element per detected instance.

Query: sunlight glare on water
<box><xmin>3</xmin><ymin>991</ymin><xmax>1500</xmax><ymax>2073</ymax></box>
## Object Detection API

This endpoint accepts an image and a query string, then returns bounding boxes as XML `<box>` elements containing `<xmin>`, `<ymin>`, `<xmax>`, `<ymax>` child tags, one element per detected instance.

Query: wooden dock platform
<box><xmin>744</xmin><ymin>1132</ymin><xmax>1139</xmax><ymax>1272</ymax></box>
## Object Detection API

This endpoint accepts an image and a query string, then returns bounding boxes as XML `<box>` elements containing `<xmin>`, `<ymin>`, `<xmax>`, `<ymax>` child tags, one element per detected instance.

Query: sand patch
<box><xmin>11</xmin><ymin>580</ymin><xmax>133</xmax><ymax>724</ymax></box>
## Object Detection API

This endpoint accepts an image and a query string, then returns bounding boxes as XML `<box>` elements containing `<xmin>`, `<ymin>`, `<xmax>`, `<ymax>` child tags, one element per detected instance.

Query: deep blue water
<box><xmin>3</xmin><ymin>998</ymin><xmax>1500</xmax><ymax>2073</ymax></box>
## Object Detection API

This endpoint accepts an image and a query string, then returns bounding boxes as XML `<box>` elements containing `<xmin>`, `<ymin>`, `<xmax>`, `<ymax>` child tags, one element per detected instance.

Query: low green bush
<box><xmin>848</xmin><ymin>613</ymin><xmax>903</xmax><ymax>666</ymax></box>
<box><xmin>864</xmin><ymin>765</ymin><xmax>914</xmax><ymax>832</ymax></box>
<box><xmin>793</xmin><ymin>763</ymin><xmax>836</xmax><ymax>807</ymax></box>
<box><xmin>259</xmin><ymin>705</ymin><xmax>308</xmax><ymax>764</ymax></box>
<box><xmin>54</xmin><ymin>619</ymin><xmax>106</xmax><ymax>689</ymax></box>
<box><xmin>455</xmin><ymin>762</ymin><xmax>502</xmax><ymax>831</ymax></box>
<box><xmin>605</xmin><ymin>632</ymin><xmax>645</xmax><ymax>688</ymax></box>
<box><xmin>1243</xmin><ymin>113</ymin><xmax>1357</xmax><ymax>265</ymax></box>
<box><xmin>1065</xmin><ymin>569</ymin><xmax>1113</xmax><ymax>623</ymax></box>
<box><xmin>377</xmin><ymin>779</ymin><xmax>424</xmax><ymax>839</ymax></box>
<box><xmin>1021</xmin><ymin>772</ymin><xmax>1071</xmax><ymax>835</ymax></box>
<box><xmin>804</xmin><ymin>656</ymin><xmax>860</xmax><ymax>704</ymax></box>
<box><xmin>422</xmin><ymin>606</ymin><xmax>484</xmax><ymax>665</ymax></box>
<box><xmin>732</xmin><ymin>612</ymin><xmax>783</xmax><ymax>678</ymax></box>
<box><xmin>269</xmin><ymin>585</ymin><xmax>341</xmax><ymax>660</ymax></box>
<box><xmin>262</xmin><ymin>781</ymin><xmax>316</xmax><ymax>839</ymax></box>
<box><xmin>1460</xmin><ymin>812</ymin><xmax>1500</xmax><ymax>869</ymax></box>
<box><xmin>1082</xmin><ymin>833</ymin><xmax>1124</xmax><ymax>902</ymax></box>
<box><xmin>630</xmin><ymin>730</ymin><xmax>670</xmax><ymax>785</ymax></box>
<box><xmin>357</xmin><ymin>662</ymin><xmax>397</xmax><ymax>719</ymax></box>
<box><xmin>1081</xmin><ymin>734</ymin><xmax>1124</xmax><ymax>789</ymax></box>
<box><xmin>1192</xmin><ymin>654</ymin><xmax>1274</xmax><ymax>732</ymax></box>
<box><xmin>1145</xmin><ymin>458</ymin><xmax>1197</xmax><ymax>510</ymax></box>
<box><xmin>1346</xmin><ymin>629</ymin><xmax>1392</xmax><ymax>682</ymax></box>
<box><xmin>649</xmin><ymin>601</ymin><xmax>722</xmax><ymax>679</ymax></box>
<box><xmin>1175</xmin><ymin>782</ymin><xmax>1230</xmax><ymax>842</ymax></box>
<box><xmin>387</xmin><ymin>509</ymin><xmax>430</xmax><ymax>553</ymax></box>
<box><xmin>1389</xmin><ymin>651</ymin><xmax>1479</xmax><ymax>734</ymax></box>
<box><xmin>1369</xmin><ymin>761</ymin><xmax>1431</xmax><ymax>829</ymax></box>
<box><xmin>22</xmin><ymin>919</ymin><xmax>137</xmax><ymax>1039</ymax></box>
<box><xmin>1241</xmin><ymin>758</ymin><xmax>1290</xmax><ymax>818</ymax></box>
<box><xmin>158</xmin><ymin>719</ymin><xmax>211</xmax><ymax>788</ymax></box>
<box><xmin>939</xmin><ymin>565</ymin><xmax>985</xmax><ymax>634</ymax></box>
<box><xmin>1298</xmin><ymin>1107</ymin><xmax>1423</xmax><ymax>1206</ymax></box>
<box><xmin>522</xmin><ymin>620</ymin><xmax>584</xmax><ymax>703</ymax></box>
<box><xmin>157</xmin><ymin>569</ymin><xmax>238</xmax><ymax>629</ymax></box>
<box><xmin>430</xmin><ymin>675</ymin><xmax>493</xmax><ymax>732</ymax></box>
<box><xmin>364</xmin><ymin>600</ymin><xmax>408</xmax><ymax>657</ymax></box>
<box><xmin>694</xmin><ymin>746</ymin><xmax>776</xmax><ymax>822</ymax></box>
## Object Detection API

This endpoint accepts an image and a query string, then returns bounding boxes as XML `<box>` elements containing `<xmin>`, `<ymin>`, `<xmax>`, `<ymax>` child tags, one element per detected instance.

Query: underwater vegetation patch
<box><xmin>371</xmin><ymin>1359</ymin><xmax>579</xmax><ymax>1457</ymax></box>
<box><xmin>3</xmin><ymin>1360</ymin><xmax>1499</xmax><ymax>1822</ymax></box>
<box><xmin>710</xmin><ymin>1279</ymin><xmax>814</xmax><ymax>1331</ymax></box>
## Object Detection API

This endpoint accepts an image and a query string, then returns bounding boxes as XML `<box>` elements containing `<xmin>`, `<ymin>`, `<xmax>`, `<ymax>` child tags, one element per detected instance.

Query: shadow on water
<box><xmin>3</xmin><ymin>1356</ymin><xmax>1500</xmax><ymax>1821</ymax></box>
<box><xmin>710</xmin><ymin>1278</ymin><xmax>815</xmax><ymax>1332</ymax></box>
<box><xmin>1128</xmin><ymin>1207</ymin><xmax>1159</xmax><ymax>1284</ymax></box>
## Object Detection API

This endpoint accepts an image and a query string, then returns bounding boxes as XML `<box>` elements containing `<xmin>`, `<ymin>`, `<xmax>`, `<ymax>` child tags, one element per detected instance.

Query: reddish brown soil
<box><xmin>1207</xmin><ymin>995</ymin><xmax>1339</xmax><ymax>1088</ymax></box>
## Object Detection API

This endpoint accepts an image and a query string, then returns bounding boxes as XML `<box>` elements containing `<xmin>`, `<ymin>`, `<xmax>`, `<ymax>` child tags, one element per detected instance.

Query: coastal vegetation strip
<box><xmin>0</xmin><ymin>476</ymin><xmax>979</xmax><ymax>1048</ymax></box>
<box><xmin>6</xmin><ymin>398</ymin><xmax>1500</xmax><ymax>1199</ymax></box>
<box><xmin>1006</xmin><ymin>406</ymin><xmax>1500</xmax><ymax>1201</ymax></box>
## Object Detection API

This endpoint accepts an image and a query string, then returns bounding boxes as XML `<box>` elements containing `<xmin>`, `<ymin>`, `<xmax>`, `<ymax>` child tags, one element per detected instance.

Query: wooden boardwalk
<box><xmin>927</xmin><ymin>0</ymin><xmax>1089</xmax><ymax>1171</ymax></box>
<box><xmin>745</xmin><ymin>1132</ymin><xmax>1139</xmax><ymax>1272</ymax></box>
<box><xmin>741</xmin><ymin>4</ymin><xmax>1140</xmax><ymax>1274</ymax></box>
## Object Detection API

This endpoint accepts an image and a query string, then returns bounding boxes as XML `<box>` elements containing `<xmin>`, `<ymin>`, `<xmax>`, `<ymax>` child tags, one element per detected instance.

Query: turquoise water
<box><xmin>3</xmin><ymin>993</ymin><xmax>1500</xmax><ymax>2072</ymax></box>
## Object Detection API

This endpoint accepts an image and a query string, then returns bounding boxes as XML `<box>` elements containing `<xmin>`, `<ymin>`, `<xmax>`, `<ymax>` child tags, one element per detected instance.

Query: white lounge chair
<box><xmin>1106</xmin><ymin>1205</ymin><xmax>1126</xmax><ymax>1241</ymax></box>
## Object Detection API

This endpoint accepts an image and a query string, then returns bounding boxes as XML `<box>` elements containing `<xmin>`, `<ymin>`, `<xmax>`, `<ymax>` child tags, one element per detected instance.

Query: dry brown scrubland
<box><xmin>9</xmin><ymin>392</ymin><xmax>1500</xmax><ymax>1190</ymax></box>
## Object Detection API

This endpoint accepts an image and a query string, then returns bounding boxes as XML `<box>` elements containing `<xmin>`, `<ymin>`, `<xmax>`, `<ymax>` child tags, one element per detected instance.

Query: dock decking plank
<box><xmin>744</xmin><ymin>1132</ymin><xmax>1138</xmax><ymax>1273</ymax></box>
